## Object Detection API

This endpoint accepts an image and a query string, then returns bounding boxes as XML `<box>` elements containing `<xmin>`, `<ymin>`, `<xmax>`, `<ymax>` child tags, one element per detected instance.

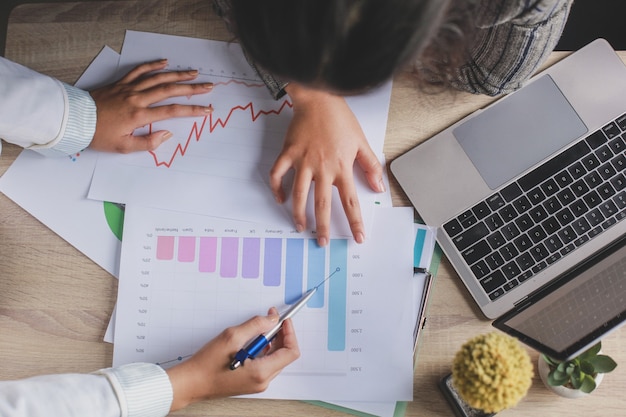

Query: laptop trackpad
<box><xmin>453</xmin><ymin>75</ymin><xmax>588</xmax><ymax>190</ymax></box>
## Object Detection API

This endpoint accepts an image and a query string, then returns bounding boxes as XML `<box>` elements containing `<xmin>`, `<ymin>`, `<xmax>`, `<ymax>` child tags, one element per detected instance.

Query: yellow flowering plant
<box><xmin>451</xmin><ymin>332</ymin><xmax>533</xmax><ymax>413</ymax></box>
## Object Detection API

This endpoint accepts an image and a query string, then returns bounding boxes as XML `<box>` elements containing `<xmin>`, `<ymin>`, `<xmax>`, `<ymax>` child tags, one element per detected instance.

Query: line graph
<box><xmin>88</xmin><ymin>30</ymin><xmax>392</xmax><ymax>236</ymax></box>
<box><xmin>149</xmin><ymin>98</ymin><xmax>293</xmax><ymax>168</ymax></box>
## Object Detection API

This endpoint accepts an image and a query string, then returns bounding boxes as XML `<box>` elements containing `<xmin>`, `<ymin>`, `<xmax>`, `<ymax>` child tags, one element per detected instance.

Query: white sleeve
<box><xmin>0</xmin><ymin>363</ymin><xmax>173</xmax><ymax>417</ymax></box>
<box><xmin>0</xmin><ymin>56</ymin><xmax>95</xmax><ymax>157</ymax></box>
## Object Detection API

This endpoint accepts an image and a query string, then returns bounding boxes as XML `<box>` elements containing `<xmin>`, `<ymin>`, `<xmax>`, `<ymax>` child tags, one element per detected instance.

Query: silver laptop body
<box><xmin>391</xmin><ymin>39</ymin><xmax>626</xmax><ymax>320</ymax></box>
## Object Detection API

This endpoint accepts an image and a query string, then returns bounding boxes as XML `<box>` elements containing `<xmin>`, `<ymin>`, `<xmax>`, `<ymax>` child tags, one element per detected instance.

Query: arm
<box><xmin>0</xmin><ymin>57</ymin><xmax>213</xmax><ymax>156</ymax></box>
<box><xmin>450</xmin><ymin>0</ymin><xmax>574</xmax><ymax>95</ymax></box>
<box><xmin>0</xmin><ymin>364</ymin><xmax>171</xmax><ymax>417</ymax></box>
<box><xmin>0</xmin><ymin>310</ymin><xmax>297</xmax><ymax>417</ymax></box>
<box><xmin>269</xmin><ymin>83</ymin><xmax>385</xmax><ymax>247</ymax></box>
<box><xmin>212</xmin><ymin>1</ymin><xmax>383</xmax><ymax>244</ymax></box>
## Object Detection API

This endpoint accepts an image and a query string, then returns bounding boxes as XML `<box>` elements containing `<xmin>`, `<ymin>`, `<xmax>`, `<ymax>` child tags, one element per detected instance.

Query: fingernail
<box><xmin>355</xmin><ymin>232</ymin><xmax>365</xmax><ymax>244</ymax></box>
<box><xmin>158</xmin><ymin>58</ymin><xmax>168</xmax><ymax>64</ymax></box>
<box><xmin>318</xmin><ymin>237</ymin><xmax>328</xmax><ymax>247</ymax></box>
<box><xmin>268</xmin><ymin>313</ymin><xmax>279</xmax><ymax>323</ymax></box>
<box><xmin>203</xmin><ymin>83</ymin><xmax>214</xmax><ymax>90</ymax></box>
<box><xmin>378</xmin><ymin>179</ymin><xmax>386</xmax><ymax>193</ymax></box>
<box><xmin>162</xmin><ymin>131</ymin><xmax>173</xmax><ymax>139</ymax></box>
<box><xmin>204</xmin><ymin>104</ymin><xmax>213</xmax><ymax>113</ymax></box>
<box><xmin>187</xmin><ymin>69</ymin><xmax>198</xmax><ymax>75</ymax></box>
<box><xmin>295</xmin><ymin>224</ymin><xmax>304</xmax><ymax>232</ymax></box>
<box><xmin>274</xmin><ymin>194</ymin><xmax>283</xmax><ymax>204</ymax></box>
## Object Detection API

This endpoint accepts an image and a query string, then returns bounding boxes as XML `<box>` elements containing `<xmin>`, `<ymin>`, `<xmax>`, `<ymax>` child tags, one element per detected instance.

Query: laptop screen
<box><xmin>493</xmin><ymin>235</ymin><xmax>626</xmax><ymax>360</ymax></box>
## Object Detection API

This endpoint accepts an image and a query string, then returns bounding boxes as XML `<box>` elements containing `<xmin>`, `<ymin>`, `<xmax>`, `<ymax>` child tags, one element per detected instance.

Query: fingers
<box><xmin>124</xmin><ymin>130</ymin><xmax>174</xmax><ymax>153</ymax></box>
<box><xmin>136</xmin><ymin>74</ymin><xmax>214</xmax><ymax>104</ymax></box>
<box><xmin>263</xmin><ymin>317</ymin><xmax>300</xmax><ymax>371</ymax></box>
<box><xmin>355</xmin><ymin>145</ymin><xmax>385</xmax><ymax>193</ymax></box>
<box><xmin>137</xmin><ymin>102</ymin><xmax>213</xmax><ymax>128</ymax></box>
<box><xmin>132</xmin><ymin>68</ymin><xmax>199</xmax><ymax>90</ymax></box>
<box><xmin>270</xmin><ymin>153</ymin><xmax>366</xmax><ymax>245</ymax></box>
<box><xmin>269</xmin><ymin>154</ymin><xmax>291</xmax><ymax>205</ymax></box>
<box><xmin>313</xmin><ymin>177</ymin><xmax>333</xmax><ymax>247</ymax></box>
<box><xmin>118</xmin><ymin>59</ymin><xmax>169</xmax><ymax>84</ymax></box>
<box><xmin>291</xmin><ymin>167</ymin><xmax>314</xmax><ymax>235</ymax></box>
<box><xmin>260</xmin><ymin>308</ymin><xmax>300</xmax><ymax>370</ymax></box>
<box><xmin>335</xmin><ymin>175</ymin><xmax>365</xmax><ymax>244</ymax></box>
<box><xmin>120</xmin><ymin>59</ymin><xmax>214</xmax><ymax>106</ymax></box>
<box><xmin>237</xmin><ymin>312</ymin><xmax>280</xmax><ymax>341</ymax></box>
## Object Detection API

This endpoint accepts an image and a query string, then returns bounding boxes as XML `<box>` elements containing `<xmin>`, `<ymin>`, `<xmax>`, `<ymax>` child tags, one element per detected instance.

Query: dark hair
<box><xmin>228</xmin><ymin>0</ymin><xmax>473</xmax><ymax>93</ymax></box>
<box><xmin>412</xmin><ymin>1</ymin><xmax>477</xmax><ymax>91</ymax></box>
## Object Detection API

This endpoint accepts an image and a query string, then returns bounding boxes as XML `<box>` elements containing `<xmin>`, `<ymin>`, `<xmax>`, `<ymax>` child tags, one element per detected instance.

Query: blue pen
<box><xmin>229</xmin><ymin>267</ymin><xmax>339</xmax><ymax>370</ymax></box>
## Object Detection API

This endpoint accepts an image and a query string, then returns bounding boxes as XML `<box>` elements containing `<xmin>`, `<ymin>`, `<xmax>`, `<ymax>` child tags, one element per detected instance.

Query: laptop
<box><xmin>390</xmin><ymin>39</ymin><xmax>626</xmax><ymax>360</ymax></box>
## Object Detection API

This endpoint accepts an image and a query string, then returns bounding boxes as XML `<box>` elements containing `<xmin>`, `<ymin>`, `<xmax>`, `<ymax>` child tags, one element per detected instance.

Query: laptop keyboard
<box><xmin>444</xmin><ymin>113</ymin><xmax>626</xmax><ymax>301</ymax></box>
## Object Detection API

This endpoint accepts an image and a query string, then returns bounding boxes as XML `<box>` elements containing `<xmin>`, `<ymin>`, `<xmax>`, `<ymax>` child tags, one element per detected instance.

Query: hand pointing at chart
<box><xmin>89</xmin><ymin>59</ymin><xmax>215</xmax><ymax>154</ymax></box>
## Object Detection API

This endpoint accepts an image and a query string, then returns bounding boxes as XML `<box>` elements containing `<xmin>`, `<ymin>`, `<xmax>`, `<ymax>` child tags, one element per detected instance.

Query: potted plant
<box><xmin>440</xmin><ymin>332</ymin><xmax>533</xmax><ymax>416</ymax></box>
<box><xmin>538</xmin><ymin>341</ymin><xmax>617</xmax><ymax>398</ymax></box>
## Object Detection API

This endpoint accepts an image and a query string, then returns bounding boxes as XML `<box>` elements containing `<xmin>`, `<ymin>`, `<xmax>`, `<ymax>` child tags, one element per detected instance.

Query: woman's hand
<box><xmin>166</xmin><ymin>308</ymin><xmax>299</xmax><ymax>411</ymax></box>
<box><xmin>88</xmin><ymin>59</ymin><xmax>214</xmax><ymax>153</ymax></box>
<box><xmin>270</xmin><ymin>83</ymin><xmax>385</xmax><ymax>246</ymax></box>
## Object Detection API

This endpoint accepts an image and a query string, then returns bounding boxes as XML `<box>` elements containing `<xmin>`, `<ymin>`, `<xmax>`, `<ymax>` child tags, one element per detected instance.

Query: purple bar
<box><xmin>199</xmin><ymin>237</ymin><xmax>217</xmax><ymax>272</ymax></box>
<box><xmin>220</xmin><ymin>237</ymin><xmax>239</xmax><ymax>278</ymax></box>
<box><xmin>242</xmin><ymin>238</ymin><xmax>261</xmax><ymax>278</ymax></box>
<box><xmin>263</xmin><ymin>238</ymin><xmax>282</xmax><ymax>286</ymax></box>
<box><xmin>177</xmin><ymin>237</ymin><xmax>196</xmax><ymax>262</ymax></box>
<box><xmin>156</xmin><ymin>236</ymin><xmax>175</xmax><ymax>260</ymax></box>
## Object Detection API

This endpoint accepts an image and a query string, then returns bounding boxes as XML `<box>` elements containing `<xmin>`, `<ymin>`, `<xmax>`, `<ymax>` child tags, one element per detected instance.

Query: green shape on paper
<box><xmin>103</xmin><ymin>201</ymin><xmax>124</xmax><ymax>241</ymax></box>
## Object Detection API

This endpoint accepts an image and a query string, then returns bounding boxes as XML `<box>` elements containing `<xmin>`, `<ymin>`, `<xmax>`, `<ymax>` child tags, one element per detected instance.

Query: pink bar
<box><xmin>199</xmin><ymin>237</ymin><xmax>217</xmax><ymax>272</ymax></box>
<box><xmin>156</xmin><ymin>236</ymin><xmax>175</xmax><ymax>260</ymax></box>
<box><xmin>177</xmin><ymin>236</ymin><xmax>196</xmax><ymax>262</ymax></box>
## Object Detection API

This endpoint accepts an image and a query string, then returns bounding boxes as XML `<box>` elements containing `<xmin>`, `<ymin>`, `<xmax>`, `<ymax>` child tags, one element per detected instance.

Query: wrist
<box><xmin>285</xmin><ymin>82</ymin><xmax>339</xmax><ymax>105</ymax></box>
<box><xmin>166</xmin><ymin>360</ymin><xmax>201</xmax><ymax>411</ymax></box>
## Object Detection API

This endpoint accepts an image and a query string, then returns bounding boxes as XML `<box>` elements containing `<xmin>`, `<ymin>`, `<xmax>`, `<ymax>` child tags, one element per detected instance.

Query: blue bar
<box><xmin>284</xmin><ymin>239</ymin><xmax>304</xmax><ymax>304</ymax></box>
<box><xmin>414</xmin><ymin>228</ymin><xmax>427</xmax><ymax>268</ymax></box>
<box><xmin>328</xmin><ymin>239</ymin><xmax>347</xmax><ymax>351</ymax></box>
<box><xmin>307</xmin><ymin>239</ymin><xmax>325</xmax><ymax>308</ymax></box>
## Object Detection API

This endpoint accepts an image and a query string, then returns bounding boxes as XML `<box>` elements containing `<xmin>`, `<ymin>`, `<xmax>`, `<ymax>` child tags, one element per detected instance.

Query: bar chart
<box><xmin>113</xmin><ymin>205</ymin><xmax>416</xmax><ymax>401</ymax></box>
<box><xmin>153</xmin><ymin>233</ymin><xmax>348</xmax><ymax>352</ymax></box>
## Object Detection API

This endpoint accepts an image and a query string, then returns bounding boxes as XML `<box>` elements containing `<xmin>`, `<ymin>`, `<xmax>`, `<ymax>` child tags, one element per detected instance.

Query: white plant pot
<box><xmin>537</xmin><ymin>355</ymin><xmax>604</xmax><ymax>399</ymax></box>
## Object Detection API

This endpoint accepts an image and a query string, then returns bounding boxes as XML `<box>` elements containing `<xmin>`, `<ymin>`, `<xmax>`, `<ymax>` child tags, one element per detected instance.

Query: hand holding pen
<box><xmin>230</xmin><ymin>267</ymin><xmax>339</xmax><ymax>370</ymax></box>
<box><xmin>230</xmin><ymin>288</ymin><xmax>317</xmax><ymax>370</ymax></box>
<box><xmin>166</xmin><ymin>308</ymin><xmax>300</xmax><ymax>410</ymax></box>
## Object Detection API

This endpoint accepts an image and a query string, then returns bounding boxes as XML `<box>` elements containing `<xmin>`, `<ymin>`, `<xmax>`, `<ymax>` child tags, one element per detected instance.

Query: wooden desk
<box><xmin>1</xmin><ymin>1</ymin><xmax>624</xmax><ymax>416</ymax></box>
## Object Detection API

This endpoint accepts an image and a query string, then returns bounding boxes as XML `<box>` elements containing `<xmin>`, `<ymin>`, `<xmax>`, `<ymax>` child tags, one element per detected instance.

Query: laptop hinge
<box><xmin>513</xmin><ymin>296</ymin><xmax>530</xmax><ymax>308</ymax></box>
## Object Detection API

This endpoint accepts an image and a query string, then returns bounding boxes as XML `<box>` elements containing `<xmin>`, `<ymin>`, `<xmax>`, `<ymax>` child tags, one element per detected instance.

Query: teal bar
<box><xmin>413</xmin><ymin>228</ymin><xmax>427</xmax><ymax>268</ymax></box>
<box><xmin>328</xmin><ymin>239</ymin><xmax>347</xmax><ymax>351</ymax></box>
<box><xmin>307</xmin><ymin>239</ymin><xmax>325</xmax><ymax>308</ymax></box>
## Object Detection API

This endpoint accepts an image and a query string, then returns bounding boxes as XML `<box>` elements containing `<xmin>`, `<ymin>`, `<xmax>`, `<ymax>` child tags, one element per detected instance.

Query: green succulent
<box><xmin>541</xmin><ymin>342</ymin><xmax>617</xmax><ymax>394</ymax></box>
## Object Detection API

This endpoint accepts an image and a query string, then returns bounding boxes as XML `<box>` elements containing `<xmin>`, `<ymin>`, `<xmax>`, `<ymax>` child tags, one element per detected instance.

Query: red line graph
<box><xmin>211</xmin><ymin>79</ymin><xmax>265</xmax><ymax>89</ymax></box>
<box><xmin>148</xmin><ymin>99</ymin><xmax>293</xmax><ymax>168</ymax></box>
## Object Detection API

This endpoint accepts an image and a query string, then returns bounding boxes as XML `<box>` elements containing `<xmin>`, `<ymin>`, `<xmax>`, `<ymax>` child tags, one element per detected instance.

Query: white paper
<box><xmin>88</xmin><ymin>31</ymin><xmax>393</xmax><ymax>237</ymax></box>
<box><xmin>113</xmin><ymin>205</ymin><xmax>415</xmax><ymax>402</ymax></box>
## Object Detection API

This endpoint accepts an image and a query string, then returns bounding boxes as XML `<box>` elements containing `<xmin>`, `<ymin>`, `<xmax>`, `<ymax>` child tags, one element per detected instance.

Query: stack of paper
<box><xmin>0</xmin><ymin>31</ymin><xmax>437</xmax><ymax>417</ymax></box>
